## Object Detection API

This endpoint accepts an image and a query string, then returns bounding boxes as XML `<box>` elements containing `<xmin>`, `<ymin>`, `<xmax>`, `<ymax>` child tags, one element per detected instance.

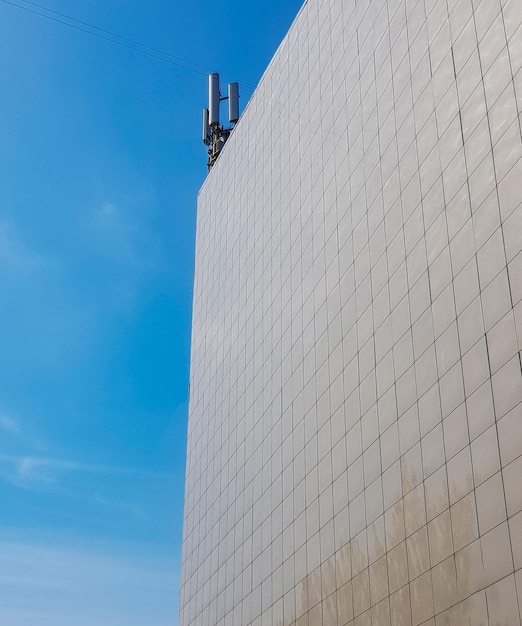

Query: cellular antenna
<box><xmin>202</xmin><ymin>73</ymin><xmax>241</xmax><ymax>171</ymax></box>
<box><xmin>228</xmin><ymin>83</ymin><xmax>239</xmax><ymax>124</ymax></box>
<box><xmin>202</xmin><ymin>108</ymin><xmax>210</xmax><ymax>145</ymax></box>
<box><xmin>208</xmin><ymin>73</ymin><xmax>220</xmax><ymax>127</ymax></box>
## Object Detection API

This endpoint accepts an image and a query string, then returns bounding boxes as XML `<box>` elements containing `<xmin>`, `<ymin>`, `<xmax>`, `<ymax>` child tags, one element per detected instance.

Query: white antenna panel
<box><xmin>209</xmin><ymin>73</ymin><xmax>220</xmax><ymax>127</ymax></box>
<box><xmin>228</xmin><ymin>82</ymin><xmax>239</xmax><ymax>124</ymax></box>
<box><xmin>202</xmin><ymin>108</ymin><xmax>210</xmax><ymax>145</ymax></box>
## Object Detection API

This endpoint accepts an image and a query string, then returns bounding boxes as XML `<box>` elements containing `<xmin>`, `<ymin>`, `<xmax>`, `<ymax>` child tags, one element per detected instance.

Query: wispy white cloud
<box><xmin>91</xmin><ymin>201</ymin><xmax>135</xmax><ymax>259</ymax></box>
<box><xmin>0</xmin><ymin>218</ymin><xmax>94</xmax><ymax>372</ymax></box>
<box><xmin>0</xmin><ymin>539</ymin><xmax>179</xmax><ymax>626</ymax></box>
<box><xmin>93</xmin><ymin>493</ymin><xmax>148</xmax><ymax>521</ymax></box>
<box><xmin>88</xmin><ymin>200</ymin><xmax>160</xmax><ymax>313</ymax></box>
<box><xmin>0</xmin><ymin>220</ymin><xmax>51</xmax><ymax>275</ymax></box>
<box><xmin>90</xmin><ymin>200</ymin><xmax>156</xmax><ymax>269</ymax></box>
<box><xmin>0</xmin><ymin>453</ymin><xmax>136</xmax><ymax>490</ymax></box>
<box><xmin>0</xmin><ymin>414</ymin><xmax>21</xmax><ymax>437</ymax></box>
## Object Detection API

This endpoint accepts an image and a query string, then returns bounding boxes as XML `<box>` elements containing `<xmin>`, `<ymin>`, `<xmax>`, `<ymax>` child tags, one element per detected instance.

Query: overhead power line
<box><xmin>0</xmin><ymin>0</ymin><xmax>256</xmax><ymax>91</ymax></box>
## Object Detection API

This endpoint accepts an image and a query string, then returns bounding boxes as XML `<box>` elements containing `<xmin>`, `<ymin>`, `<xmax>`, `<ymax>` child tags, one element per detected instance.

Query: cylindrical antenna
<box><xmin>208</xmin><ymin>73</ymin><xmax>220</xmax><ymax>127</ymax></box>
<box><xmin>228</xmin><ymin>82</ymin><xmax>239</xmax><ymax>124</ymax></box>
<box><xmin>202</xmin><ymin>108</ymin><xmax>210</xmax><ymax>145</ymax></box>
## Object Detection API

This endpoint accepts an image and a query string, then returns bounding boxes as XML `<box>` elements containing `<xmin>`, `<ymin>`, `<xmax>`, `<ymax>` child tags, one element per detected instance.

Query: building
<box><xmin>180</xmin><ymin>0</ymin><xmax>522</xmax><ymax>623</ymax></box>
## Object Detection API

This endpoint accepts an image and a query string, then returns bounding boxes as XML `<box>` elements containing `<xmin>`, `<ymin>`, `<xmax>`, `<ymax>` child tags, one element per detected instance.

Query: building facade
<box><xmin>180</xmin><ymin>0</ymin><xmax>522</xmax><ymax>623</ymax></box>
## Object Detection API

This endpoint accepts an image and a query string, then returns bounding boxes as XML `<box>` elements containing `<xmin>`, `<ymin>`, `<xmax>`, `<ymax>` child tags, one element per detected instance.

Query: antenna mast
<box><xmin>202</xmin><ymin>73</ymin><xmax>240</xmax><ymax>171</ymax></box>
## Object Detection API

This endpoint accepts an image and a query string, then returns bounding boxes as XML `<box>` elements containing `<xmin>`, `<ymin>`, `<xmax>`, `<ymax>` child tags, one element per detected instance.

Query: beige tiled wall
<box><xmin>180</xmin><ymin>0</ymin><xmax>522</xmax><ymax>623</ymax></box>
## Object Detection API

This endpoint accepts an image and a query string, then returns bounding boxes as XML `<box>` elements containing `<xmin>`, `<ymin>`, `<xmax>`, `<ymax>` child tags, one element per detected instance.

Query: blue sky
<box><xmin>0</xmin><ymin>0</ymin><xmax>303</xmax><ymax>623</ymax></box>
